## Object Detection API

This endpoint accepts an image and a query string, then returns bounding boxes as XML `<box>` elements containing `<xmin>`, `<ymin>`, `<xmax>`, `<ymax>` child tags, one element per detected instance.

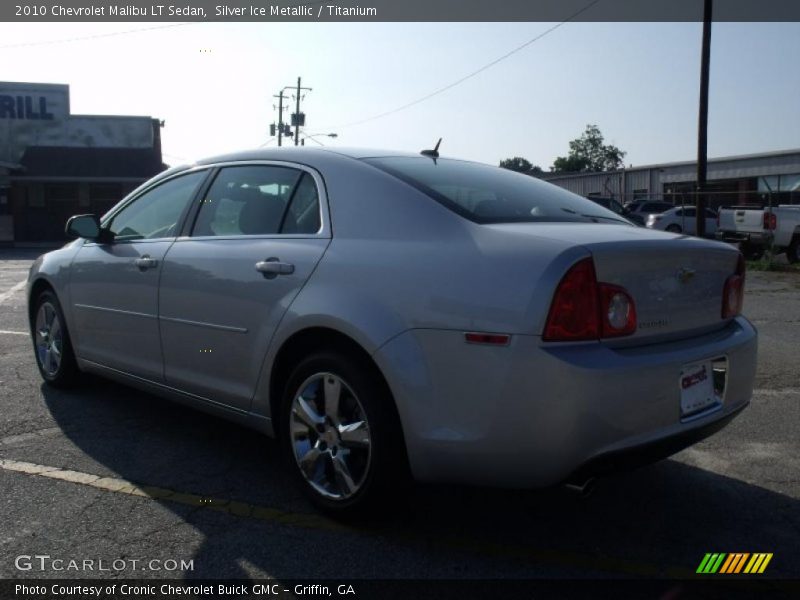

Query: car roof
<box><xmin>191</xmin><ymin>146</ymin><xmax>424</xmax><ymax>166</ymax></box>
<box><xmin>155</xmin><ymin>146</ymin><xmax>484</xmax><ymax>188</ymax></box>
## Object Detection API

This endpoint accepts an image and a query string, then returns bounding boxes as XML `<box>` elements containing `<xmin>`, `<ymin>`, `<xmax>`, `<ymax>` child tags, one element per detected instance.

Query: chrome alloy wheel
<box><xmin>289</xmin><ymin>372</ymin><xmax>372</xmax><ymax>500</ymax></box>
<box><xmin>35</xmin><ymin>302</ymin><xmax>63</xmax><ymax>377</ymax></box>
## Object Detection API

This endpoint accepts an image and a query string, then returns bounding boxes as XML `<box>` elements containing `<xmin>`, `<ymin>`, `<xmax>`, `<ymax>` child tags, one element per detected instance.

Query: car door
<box><xmin>158</xmin><ymin>162</ymin><xmax>331</xmax><ymax>410</ymax></box>
<box><xmin>69</xmin><ymin>169</ymin><xmax>209</xmax><ymax>380</ymax></box>
<box><xmin>682</xmin><ymin>207</ymin><xmax>698</xmax><ymax>234</ymax></box>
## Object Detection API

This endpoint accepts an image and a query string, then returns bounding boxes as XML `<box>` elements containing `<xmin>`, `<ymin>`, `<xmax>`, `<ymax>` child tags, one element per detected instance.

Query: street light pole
<box><xmin>696</xmin><ymin>0</ymin><xmax>713</xmax><ymax>237</ymax></box>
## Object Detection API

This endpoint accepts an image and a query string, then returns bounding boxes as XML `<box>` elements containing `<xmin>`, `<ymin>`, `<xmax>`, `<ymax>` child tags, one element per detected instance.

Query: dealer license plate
<box><xmin>680</xmin><ymin>361</ymin><xmax>716</xmax><ymax>417</ymax></box>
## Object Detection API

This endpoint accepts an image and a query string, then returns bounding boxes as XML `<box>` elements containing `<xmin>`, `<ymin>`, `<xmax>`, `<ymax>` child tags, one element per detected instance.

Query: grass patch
<box><xmin>746</xmin><ymin>257</ymin><xmax>800</xmax><ymax>273</ymax></box>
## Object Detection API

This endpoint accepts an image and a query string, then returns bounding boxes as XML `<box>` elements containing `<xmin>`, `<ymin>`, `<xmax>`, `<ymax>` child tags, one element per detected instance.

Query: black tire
<box><xmin>31</xmin><ymin>290</ymin><xmax>80</xmax><ymax>388</ymax></box>
<box><xmin>279</xmin><ymin>350</ymin><xmax>408</xmax><ymax>517</ymax></box>
<box><xmin>666</xmin><ymin>224</ymin><xmax>682</xmax><ymax>233</ymax></box>
<box><xmin>786</xmin><ymin>237</ymin><xmax>800</xmax><ymax>265</ymax></box>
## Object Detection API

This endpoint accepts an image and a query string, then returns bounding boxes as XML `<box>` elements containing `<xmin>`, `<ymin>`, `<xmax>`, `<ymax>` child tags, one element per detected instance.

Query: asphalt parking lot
<box><xmin>0</xmin><ymin>248</ymin><xmax>798</xmax><ymax>581</ymax></box>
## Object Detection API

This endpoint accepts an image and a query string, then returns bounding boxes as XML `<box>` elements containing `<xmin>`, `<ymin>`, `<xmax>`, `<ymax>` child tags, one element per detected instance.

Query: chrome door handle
<box><xmin>255</xmin><ymin>258</ymin><xmax>295</xmax><ymax>276</ymax></box>
<box><xmin>134</xmin><ymin>256</ymin><xmax>158</xmax><ymax>270</ymax></box>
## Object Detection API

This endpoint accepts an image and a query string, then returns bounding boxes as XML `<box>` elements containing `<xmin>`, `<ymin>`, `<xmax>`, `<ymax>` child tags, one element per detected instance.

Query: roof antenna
<box><xmin>421</xmin><ymin>138</ymin><xmax>442</xmax><ymax>159</ymax></box>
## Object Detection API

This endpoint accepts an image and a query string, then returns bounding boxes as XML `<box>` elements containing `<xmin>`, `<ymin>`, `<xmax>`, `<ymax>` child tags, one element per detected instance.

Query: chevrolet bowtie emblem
<box><xmin>677</xmin><ymin>267</ymin><xmax>696</xmax><ymax>283</ymax></box>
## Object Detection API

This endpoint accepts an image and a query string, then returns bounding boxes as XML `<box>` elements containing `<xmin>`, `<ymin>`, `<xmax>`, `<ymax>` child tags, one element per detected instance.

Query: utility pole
<box><xmin>696</xmin><ymin>0</ymin><xmax>713</xmax><ymax>237</ymax></box>
<box><xmin>271</xmin><ymin>77</ymin><xmax>311</xmax><ymax>147</ymax></box>
<box><xmin>291</xmin><ymin>77</ymin><xmax>312</xmax><ymax>146</ymax></box>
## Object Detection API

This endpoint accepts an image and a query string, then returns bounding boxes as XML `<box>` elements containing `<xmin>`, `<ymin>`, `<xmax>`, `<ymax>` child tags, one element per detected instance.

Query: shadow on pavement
<box><xmin>39</xmin><ymin>376</ymin><xmax>800</xmax><ymax>580</ymax></box>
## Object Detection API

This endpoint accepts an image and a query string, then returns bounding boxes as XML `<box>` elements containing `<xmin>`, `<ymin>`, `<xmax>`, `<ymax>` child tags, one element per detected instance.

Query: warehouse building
<box><xmin>0</xmin><ymin>81</ymin><xmax>165</xmax><ymax>244</ymax></box>
<box><xmin>541</xmin><ymin>148</ymin><xmax>800</xmax><ymax>210</ymax></box>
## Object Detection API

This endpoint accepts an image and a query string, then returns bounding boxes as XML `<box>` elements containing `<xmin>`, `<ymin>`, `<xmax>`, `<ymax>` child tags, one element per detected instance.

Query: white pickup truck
<box><xmin>716</xmin><ymin>205</ymin><xmax>800</xmax><ymax>263</ymax></box>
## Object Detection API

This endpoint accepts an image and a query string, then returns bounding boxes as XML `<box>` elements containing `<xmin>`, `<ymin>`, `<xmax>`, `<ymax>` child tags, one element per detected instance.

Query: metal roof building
<box><xmin>541</xmin><ymin>148</ymin><xmax>800</xmax><ymax>209</ymax></box>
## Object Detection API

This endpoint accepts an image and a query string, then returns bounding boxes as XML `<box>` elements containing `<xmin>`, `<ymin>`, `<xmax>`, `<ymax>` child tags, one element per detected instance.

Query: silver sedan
<box><xmin>27</xmin><ymin>147</ymin><xmax>757</xmax><ymax>514</ymax></box>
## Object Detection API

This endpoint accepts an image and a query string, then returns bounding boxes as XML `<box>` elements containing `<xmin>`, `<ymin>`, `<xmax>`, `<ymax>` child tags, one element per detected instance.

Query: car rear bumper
<box><xmin>373</xmin><ymin>317</ymin><xmax>757</xmax><ymax>488</ymax></box>
<box><xmin>715</xmin><ymin>230</ymin><xmax>772</xmax><ymax>246</ymax></box>
<box><xmin>563</xmin><ymin>401</ymin><xmax>746</xmax><ymax>484</ymax></box>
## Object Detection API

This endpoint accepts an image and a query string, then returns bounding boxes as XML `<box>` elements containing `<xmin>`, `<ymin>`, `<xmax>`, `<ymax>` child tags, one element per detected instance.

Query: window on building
<box><xmin>759</xmin><ymin>173</ymin><xmax>800</xmax><ymax>205</ymax></box>
<box><xmin>46</xmin><ymin>184</ymin><xmax>78</xmax><ymax>202</ymax></box>
<box><xmin>0</xmin><ymin>187</ymin><xmax>9</xmax><ymax>216</ymax></box>
<box><xmin>27</xmin><ymin>185</ymin><xmax>45</xmax><ymax>208</ymax></box>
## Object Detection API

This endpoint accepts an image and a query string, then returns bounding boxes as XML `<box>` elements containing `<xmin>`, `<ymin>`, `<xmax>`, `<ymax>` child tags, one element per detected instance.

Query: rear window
<box><xmin>364</xmin><ymin>157</ymin><xmax>629</xmax><ymax>225</ymax></box>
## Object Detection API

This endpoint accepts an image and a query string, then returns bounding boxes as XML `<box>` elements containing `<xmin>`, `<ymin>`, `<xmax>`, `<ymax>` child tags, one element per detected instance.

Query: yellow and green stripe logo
<box><xmin>697</xmin><ymin>553</ymin><xmax>773</xmax><ymax>574</ymax></box>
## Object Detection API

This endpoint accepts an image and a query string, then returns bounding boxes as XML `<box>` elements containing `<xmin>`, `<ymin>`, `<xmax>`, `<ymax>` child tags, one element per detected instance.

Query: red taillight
<box><xmin>764</xmin><ymin>211</ymin><xmax>777</xmax><ymax>230</ymax></box>
<box><xmin>543</xmin><ymin>258</ymin><xmax>599</xmax><ymax>341</ymax></box>
<box><xmin>722</xmin><ymin>253</ymin><xmax>746</xmax><ymax>318</ymax></box>
<box><xmin>543</xmin><ymin>258</ymin><xmax>637</xmax><ymax>341</ymax></box>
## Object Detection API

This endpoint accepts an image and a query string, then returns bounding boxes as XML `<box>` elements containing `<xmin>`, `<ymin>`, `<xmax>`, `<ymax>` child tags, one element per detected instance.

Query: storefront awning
<box><xmin>13</xmin><ymin>146</ymin><xmax>165</xmax><ymax>179</ymax></box>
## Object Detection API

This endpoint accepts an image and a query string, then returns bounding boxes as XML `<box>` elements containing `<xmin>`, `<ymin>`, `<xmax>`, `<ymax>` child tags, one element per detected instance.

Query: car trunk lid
<box><xmin>488</xmin><ymin>223</ymin><xmax>741</xmax><ymax>343</ymax></box>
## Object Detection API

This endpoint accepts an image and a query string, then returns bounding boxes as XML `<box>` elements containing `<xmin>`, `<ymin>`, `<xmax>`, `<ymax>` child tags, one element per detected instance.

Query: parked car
<box><xmin>716</xmin><ymin>205</ymin><xmax>800</xmax><ymax>263</ymax></box>
<box><xmin>646</xmin><ymin>206</ymin><xmax>718</xmax><ymax>237</ymax></box>
<box><xmin>28</xmin><ymin>147</ymin><xmax>757</xmax><ymax>515</ymax></box>
<box><xmin>622</xmin><ymin>200</ymin><xmax>675</xmax><ymax>226</ymax></box>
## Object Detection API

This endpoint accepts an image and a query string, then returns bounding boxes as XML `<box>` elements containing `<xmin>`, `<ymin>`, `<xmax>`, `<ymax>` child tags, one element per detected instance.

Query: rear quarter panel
<box><xmin>251</xmin><ymin>155</ymin><xmax>584</xmax><ymax>418</ymax></box>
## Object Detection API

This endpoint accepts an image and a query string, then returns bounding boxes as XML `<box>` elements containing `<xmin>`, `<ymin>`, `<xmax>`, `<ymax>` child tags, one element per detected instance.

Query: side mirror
<box><xmin>65</xmin><ymin>214</ymin><xmax>102</xmax><ymax>240</ymax></box>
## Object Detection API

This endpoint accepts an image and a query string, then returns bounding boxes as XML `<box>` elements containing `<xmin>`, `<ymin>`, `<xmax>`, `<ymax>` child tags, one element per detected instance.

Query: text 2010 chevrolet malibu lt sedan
<box><xmin>27</xmin><ymin>147</ymin><xmax>757</xmax><ymax>514</ymax></box>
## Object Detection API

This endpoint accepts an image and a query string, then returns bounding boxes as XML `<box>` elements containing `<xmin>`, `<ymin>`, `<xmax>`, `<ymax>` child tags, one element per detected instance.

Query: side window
<box><xmin>684</xmin><ymin>208</ymin><xmax>697</xmax><ymax>217</ymax></box>
<box><xmin>192</xmin><ymin>166</ymin><xmax>302</xmax><ymax>237</ymax></box>
<box><xmin>283</xmin><ymin>173</ymin><xmax>322</xmax><ymax>234</ymax></box>
<box><xmin>108</xmin><ymin>171</ymin><xmax>206</xmax><ymax>241</ymax></box>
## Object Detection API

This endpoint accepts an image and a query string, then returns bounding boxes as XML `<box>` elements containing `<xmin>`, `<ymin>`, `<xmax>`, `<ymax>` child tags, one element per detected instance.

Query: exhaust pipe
<box><xmin>563</xmin><ymin>476</ymin><xmax>597</xmax><ymax>498</ymax></box>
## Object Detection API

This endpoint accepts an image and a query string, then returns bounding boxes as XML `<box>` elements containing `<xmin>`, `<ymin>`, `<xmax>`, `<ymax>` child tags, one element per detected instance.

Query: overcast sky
<box><xmin>0</xmin><ymin>21</ymin><xmax>798</xmax><ymax>168</ymax></box>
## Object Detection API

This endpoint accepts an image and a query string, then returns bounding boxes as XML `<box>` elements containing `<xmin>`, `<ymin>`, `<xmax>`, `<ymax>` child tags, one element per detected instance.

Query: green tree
<box><xmin>499</xmin><ymin>157</ymin><xmax>544</xmax><ymax>177</ymax></box>
<box><xmin>551</xmin><ymin>124</ymin><xmax>626</xmax><ymax>173</ymax></box>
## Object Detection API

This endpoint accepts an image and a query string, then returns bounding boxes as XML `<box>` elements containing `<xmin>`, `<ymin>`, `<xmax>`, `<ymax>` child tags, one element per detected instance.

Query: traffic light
<box><xmin>270</xmin><ymin>123</ymin><xmax>276</xmax><ymax>136</ymax></box>
<box><xmin>283</xmin><ymin>124</ymin><xmax>292</xmax><ymax>137</ymax></box>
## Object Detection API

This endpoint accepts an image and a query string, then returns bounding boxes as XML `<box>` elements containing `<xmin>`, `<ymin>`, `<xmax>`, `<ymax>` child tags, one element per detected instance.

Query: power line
<box><xmin>0</xmin><ymin>23</ymin><xmax>195</xmax><ymax>50</ymax></box>
<box><xmin>326</xmin><ymin>0</ymin><xmax>602</xmax><ymax>129</ymax></box>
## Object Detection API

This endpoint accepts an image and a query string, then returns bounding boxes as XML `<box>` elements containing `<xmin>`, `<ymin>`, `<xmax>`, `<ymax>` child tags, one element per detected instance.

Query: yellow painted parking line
<box><xmin>0</xmin><ymin>457</ymin><xmax>698</xmax><ymax>577</ymax></box>
<box><xmin>0</xmin><ymin>458</ymin><xmax>352</xmax><ymax>532</ymax></box>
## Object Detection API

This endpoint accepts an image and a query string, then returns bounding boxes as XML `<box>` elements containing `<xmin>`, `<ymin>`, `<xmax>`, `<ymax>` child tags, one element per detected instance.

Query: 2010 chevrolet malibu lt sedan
<box><xmin>27</xmin><ymin>147</ymin><xmax>757</xmax><ymax>514</ymax></box>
